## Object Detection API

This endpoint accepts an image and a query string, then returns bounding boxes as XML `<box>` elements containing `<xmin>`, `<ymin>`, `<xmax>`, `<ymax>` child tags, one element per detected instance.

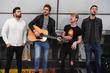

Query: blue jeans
<box><xmin>84</xmin><ymin>43</ymin><xmax>102</xmax><ymax>73</ymax></box>
<box><xmin>34</xmin><ymin>41</ymin><xmax>49</xmax><ymax>73</ymax></box>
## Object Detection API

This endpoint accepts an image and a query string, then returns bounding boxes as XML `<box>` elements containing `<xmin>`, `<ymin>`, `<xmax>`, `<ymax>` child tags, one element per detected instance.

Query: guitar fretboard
<box><xmin>43</xmin><ymin>35</ymin><xmax>57</xmax><ymax>39</ymax></box>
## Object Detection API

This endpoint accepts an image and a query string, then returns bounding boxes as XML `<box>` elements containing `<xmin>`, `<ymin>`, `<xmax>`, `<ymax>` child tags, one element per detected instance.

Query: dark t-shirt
<box><xmin>64</xmin><ymin>24</ymin><xmax>82</xmax><ymax>45</ymax></box>
<box><xmin>89</xmin><ymin>19</ymin><xmax>96</xmax><ymax>43</ymax></box>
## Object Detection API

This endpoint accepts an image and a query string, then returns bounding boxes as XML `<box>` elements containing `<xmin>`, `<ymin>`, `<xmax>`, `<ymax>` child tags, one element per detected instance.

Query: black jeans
<box><xmin>59</xmin><ymin>43</ymin><xmax>78</xmax><ymax>73</ymax></box>
<box><xmin>5</xmin><ymin>46</ymin><xmax>24</xmax><ymax>73</ymax></box>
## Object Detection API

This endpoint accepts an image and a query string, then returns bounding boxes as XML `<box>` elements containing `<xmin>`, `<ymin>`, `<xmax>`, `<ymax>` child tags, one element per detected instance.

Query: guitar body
<box><xmin>28</xmin><ymin>25</ymin><xmax>48</xmax><ymax>42</ymax></box>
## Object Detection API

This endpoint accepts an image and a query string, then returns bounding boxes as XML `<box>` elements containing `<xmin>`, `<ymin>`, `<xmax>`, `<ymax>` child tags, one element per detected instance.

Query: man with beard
<box><xmin>81</xmin><ymin>5</ymin><xmax>103</xmax><ymax>73</ymax></box>
<box><xmin>1</xmin><ymin>7</ymin><xmax>27</xmax><ymax>73</ymax></box>
<box><xmin>28</xmin><ymin>4</ymin><xmax>57</xmax><ymax>73</ymax></box>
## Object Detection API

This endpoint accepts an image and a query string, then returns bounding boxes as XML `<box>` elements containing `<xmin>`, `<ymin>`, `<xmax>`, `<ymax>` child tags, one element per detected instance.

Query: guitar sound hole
<box><xmin>36</xmin><ymin>36</ymin><xmax>42</xmax><ymax>39</ymax></box>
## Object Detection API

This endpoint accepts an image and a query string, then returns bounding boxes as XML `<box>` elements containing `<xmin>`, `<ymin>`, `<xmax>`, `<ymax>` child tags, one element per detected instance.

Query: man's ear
<box><xmin>13</xmin><ymin>13</ymin><xmax>15</xmax><ymax>16</ymax></box>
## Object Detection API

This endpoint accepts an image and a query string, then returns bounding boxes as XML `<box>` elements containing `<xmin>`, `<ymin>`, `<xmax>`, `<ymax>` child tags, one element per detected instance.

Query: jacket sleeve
<box><xmin>81</xmin><ymin>19</ymin><xmax>85</xmax><ymax>40</ymax></box>
<box><xmin>50</xmin><ymin>19</ymin><xmax>57</xmax><ymax>36</ymax></box>
<box><xmin>99</xmin><ymin>19</ymin><xmax>103</xmax><ymax>38</ymax></box>
<box><xmin>28</xmin><ymin>15</ymin><xmax>40</xmax><ymax>31</ymax></box>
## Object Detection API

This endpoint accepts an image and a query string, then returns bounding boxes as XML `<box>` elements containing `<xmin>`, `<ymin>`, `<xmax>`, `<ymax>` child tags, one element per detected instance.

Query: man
<box><xmin>1</xmin><ymin>7</ymin><xmax>27</xmax><ymax>73</ymax></box>
<box><xmin>59</xmin><ymin>13</ymin><xmax>82</xmax><ymax>73</ymax></box>
<box><xmin>81</xmin><ymin>5</ymin><xmax>103</xmax><ymax>73</ymax></box>
<box><xmin>28</xmin><ymin>4</ymin><xmax>57</xmax><ymax>73</ymax></box>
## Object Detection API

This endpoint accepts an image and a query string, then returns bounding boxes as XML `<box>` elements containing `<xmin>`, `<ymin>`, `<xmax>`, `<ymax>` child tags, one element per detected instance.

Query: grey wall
<box><xmin>0</xmin><ymin>0</ymin><xmax>110</xmax><ymax>33</ymax></box>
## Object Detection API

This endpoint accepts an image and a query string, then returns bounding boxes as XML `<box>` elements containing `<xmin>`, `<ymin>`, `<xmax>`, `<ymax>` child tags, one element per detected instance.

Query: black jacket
<box><xmin>81</xmin><ymin>17</ymin><xmax>103</xmax><ymax>43</ymax></box>
<box><xmin>28</xmin><ymin>14</ymin><xmax>57</xmax><ymax>37</ymax></box>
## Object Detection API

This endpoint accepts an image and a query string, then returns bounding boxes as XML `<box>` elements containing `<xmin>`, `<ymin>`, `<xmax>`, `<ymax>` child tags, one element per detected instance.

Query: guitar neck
<box><xmin>43</xmin><ymin>35</ymin><xmax>57</xmax><ymax>40</ymax></box>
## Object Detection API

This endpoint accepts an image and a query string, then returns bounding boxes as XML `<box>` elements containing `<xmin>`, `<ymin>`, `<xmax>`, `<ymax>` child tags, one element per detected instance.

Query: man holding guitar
<box><xmin>59</xmin><ymin>13</ymin><xmax>82</xmax><ymax>73</ymax></box>
<box><xmin>28</xmin><ymin>4</ymin><xmax>57</xmax><ymax>73</ymax></box>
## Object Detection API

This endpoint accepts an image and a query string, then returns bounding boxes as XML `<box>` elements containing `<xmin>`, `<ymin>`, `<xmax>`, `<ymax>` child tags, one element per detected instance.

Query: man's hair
<box><xmin>70</xmin><ymin>13</ymin><xmax>79</xmax><ymax>20</ymax></box>
<box><xmin>90</xmin><ymin>5</ymin><xmax>98</xmax><ymax>10</ymax></box>
<box><xmin>13</xmin><ymin>7</ymin><xmax>20</xmax><ymax>13</ymax></box>
<box><xmin>43</xmin><ymin>4</ymin><xmax>51</xmax><ymax>12</ymax></box>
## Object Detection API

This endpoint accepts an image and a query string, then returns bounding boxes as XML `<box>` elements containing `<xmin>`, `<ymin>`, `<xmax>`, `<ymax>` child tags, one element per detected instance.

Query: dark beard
<box><xmin>15</xmin><ymin>14</ymin><xmax>22</xmax><ymax>18</ymax></box>
<box><xmin>92</xmin><ymin>14</ymin><xmax>96</xmax><ymax>16</ymax></box>
<box><xmin>44</xmin><ymin>14</ymin><xmax>48</xmax><ymax>16</ymax></box>
<box><xmin>16</xmin><ymin>15</ymin><xmax>21</xmax><ymax>18</ymax></box>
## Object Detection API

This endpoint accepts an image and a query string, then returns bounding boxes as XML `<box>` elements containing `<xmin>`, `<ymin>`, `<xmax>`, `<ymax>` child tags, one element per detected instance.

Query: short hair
<box><xmin>90</xmin><ymin>5</ymin><xmax>98</xmax><ymax>10</ymax></box>
<box><xmin>70</xmin><ymin>13</ymin><xmax>79</xmax><ymax>20</ymax></box>
<box><xmin>43</xmin><ymin>4</ymin><xmax>51</xmax><ymax>12</ymax></box>
<box><xmin>13</xmin><ymin>7</ymin><xmax>20</xmax><ymax>13</ymax></box>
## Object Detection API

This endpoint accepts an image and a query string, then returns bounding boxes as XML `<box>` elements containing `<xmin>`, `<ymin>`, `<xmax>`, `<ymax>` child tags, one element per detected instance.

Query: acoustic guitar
<box><xmin>28</xmin><ymin>25</ymin><xmax>60</xmax><ymax>42</ymax></box>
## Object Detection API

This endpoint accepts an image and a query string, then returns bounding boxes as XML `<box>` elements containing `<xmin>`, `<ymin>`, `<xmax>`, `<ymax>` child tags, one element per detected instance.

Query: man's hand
<box><xmin>6</xmin><ymin>43</ymin><xmax>11</xmax><ymax>48</ymax></box>
<box><xmin>63</xmin><ymin>36</ymin><xmax>72</xmax><ymax>41</ymax></box>
<box><xmin>56</xmin><ymin>37</ymin><xmax>62</xmax><ymax>42</ymax></box>
<box><xmin>22</xmin><ymin>43</ymin><xmax>26</xmax><ymax>46</ymax></box>
<box><xmin>71</xmin><ymin>41</ymin><xmax>77</xmax><ymax>50</ymax></box>
<box><xmin>33</xmin><ymin>30</ymin><xmax>40</xmax><ymax>37</ymax></box>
